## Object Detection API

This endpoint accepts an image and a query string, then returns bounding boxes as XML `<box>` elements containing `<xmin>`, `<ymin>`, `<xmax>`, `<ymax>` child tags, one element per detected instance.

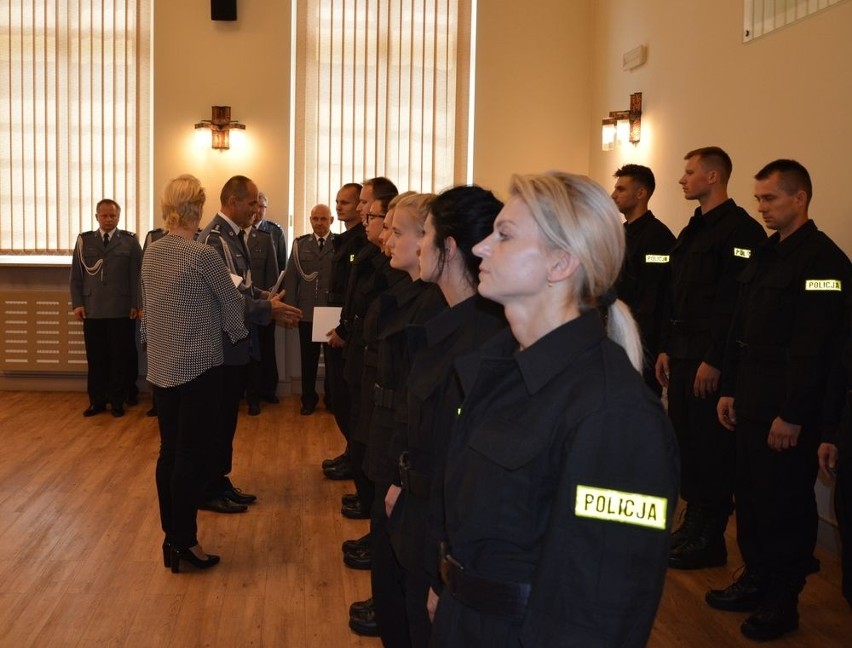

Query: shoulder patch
<box><xmin>575</xmin><ymin>484</ymin><xmax>667</xmax><ymax>530</ymax></box>
<box><xmin>645</xmin><ymin>254</ymin><xmax>669</xmax><ymax>264</ymax></box>
<box><xmin>733</xmin><ymin>247</ymin><xmax>751</xmax><ymax>259</ymax></box>
<box><xmin>805</xmin><ymin>279</ymin><xmax>842</xmax><ymax>291</ymax></box>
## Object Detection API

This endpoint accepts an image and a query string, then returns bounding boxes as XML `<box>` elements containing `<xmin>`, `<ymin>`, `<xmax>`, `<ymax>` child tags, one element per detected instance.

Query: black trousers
<box><xmin>126</xmin><ymin>319</ymin><xmax>139</xmax><ymax>398</ymax></box>
<box><xmin>246</xmin><ymin>321</ymin><xmax>279</xmax><ymax>403</ymax></box>
<box><xmin>298</xmin><ymin>321</ymin><xmax>325</xmax><ymax>408</ymax></box>
<box><xmin>325</xmin><ymin>345</ymin><xmax>351</xmax><ymax>441</ymax></box>
<box><xmin>83</xmin><ymin>317</ymin><xmax>134</xmax><ymax>408</ymax></box>
<box><xmin>735</xmin><ymin>416</ymin><xmax>818</xmax><ymax>588</ymax></box>
<box><xmin>372</xmin><ymin>480</ymin><xmax>411</xmax><ymax>648</ymax></box>
<box><xmin>154</xmin><ymin>366</ymin><xmax>222</xmax><ymax>548</ymax></box>
<box><xmin>836</xmin><ymin>462</ymin><xmax>852</xmax><ymax>603</ymax></box>
<box><xmin>206</xmin><ymin>363</ymin><xmax>248</xmax><ymax>497</ymax></box>
<box><xmin>667</xmin><ymin>357</ymin><xmax>735</xmax><ymax>509</ymax></box>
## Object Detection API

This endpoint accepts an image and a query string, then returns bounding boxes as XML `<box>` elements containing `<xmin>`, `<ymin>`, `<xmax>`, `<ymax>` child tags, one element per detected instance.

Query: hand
<box><xmin>137</xmin><ymin>308</ymin><xmax>145</xmax><ymax>320</ymax></box>
<box><xmin>129</xmin><ymin>308</ymin><xmax>139</xmax><ymax>319</ymax></box>
<box><xmin>427</xmin><ymin>587</ymin><xmax>439</xmax><ymax>623</ymax></box>
<box><xmin>73</xmin><ymin>306</ymin><xmax>86</xmax><ymax>321</ymax></box>
<box><xmin>328</xmin><ymin>329</ymin><xmax>345</xmax><ymax>348</ymax></box>
<box><xmin>655</xmin><ymin>353</ymin><xmax>670</xmax><ymax>388</ymax></box>
<box><xmin>818</xmin><ymin>443</ymin><xmax>838</xmax><ymax>480</ymax></box>
<box><xmin>767</xmin><ymin>416</ymin><xmax>801</xmax><ymax>452</ymax></box>
<box><xmin>717</xmin><ymin>396</ymin><xmax>737</xmax><ymax>431</ymax></box>
<box><xmin>385</xmin><ymin>484</ymin><xmax>402</xmax><ymax>518</ymax></box>
<box><xmin>693</xmin><ymin>362</ymin><xmax>720</xmax><ymax>399</ymax></box>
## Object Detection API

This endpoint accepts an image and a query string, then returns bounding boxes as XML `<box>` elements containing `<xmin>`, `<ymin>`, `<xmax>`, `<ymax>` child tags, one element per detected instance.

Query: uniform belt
<box><xmin>438</xmin><ymin>542</ymin><xmax>530</xmax><ymax>618</ymax></box>
<box><xmin>374</xmin><ymin>384</ymin><xmax>395</xmax><ymax>409</ymax></box>
<box><xmin>736</xmin><ymin>340</ymin><xmax>788</xmax><ymax>362</ymax></box>
<box><xmin>398</xmin><ymin>452</ymin><xmax>430</xmax><ymax>497</ymax></box>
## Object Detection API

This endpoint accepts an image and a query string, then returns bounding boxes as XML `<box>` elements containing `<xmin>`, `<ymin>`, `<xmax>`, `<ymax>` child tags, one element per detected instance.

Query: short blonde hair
<box><xmin>162</xmin><ymin>174</ymin><xmax>206</xmax><ymax>230</ymax></box>
<box><xmin>392</xmin><ymin>192</ymin><xmax>436</xmax><ymax>233</ymax></box>
<box><xmin>509</xmin><ymin>171</ymin><xmax>642</xmax><ymax>371</ymax></box>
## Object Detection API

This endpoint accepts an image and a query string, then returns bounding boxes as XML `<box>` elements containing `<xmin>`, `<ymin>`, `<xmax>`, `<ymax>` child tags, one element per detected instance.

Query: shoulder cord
<box><xmin>293</xmin><ymin>238</ymin><xmax>319</xmax><ymax>283</ymax></box>
<box><xmin>205</xmin><ymin>227</ymin><xmax>252</xmax><ymax>289</ymax></box>
<box><xmin>76</xmin><ymin>234</ymin><xmax>104</xmax><ymax>278</ymax></box>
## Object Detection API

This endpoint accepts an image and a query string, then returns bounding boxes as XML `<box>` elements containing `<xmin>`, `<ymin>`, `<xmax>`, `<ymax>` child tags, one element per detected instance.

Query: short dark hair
<box><xmin>220</xmin><ymin>175</ymin><xmax>253</xmax><ymax>205</ymax></box>
<box><xmin>428</xmin><ymin>185</ymin><xmax>503</xmax><ymax>287</ymax></box>
<box><xmin>755</xmin><ymin>159</ymin><xmax>812</xmax><ymax>206</ymax></box>
<box><xmin>340</xmin><ymin>182</ymin><xmax>363</xmax><ymax>195</ymax></box>
<box><xmin>96</xmin><ymin>198</ymin><xmax>121</xmax><ymax>214</ymax></box>
<box><xmin>364</xmin><ymin>177</ymin><xmax>399</xmax><ymax>203</ymax></box>
<box><xmin>685</xmin><ymin>146</ymin><xmax>733</xmax><ymax>184</ymax></box>
<box><xmin>613</xmin><ymin>164</ymin><xmax>656</xmax><ymax>197</ymax></box>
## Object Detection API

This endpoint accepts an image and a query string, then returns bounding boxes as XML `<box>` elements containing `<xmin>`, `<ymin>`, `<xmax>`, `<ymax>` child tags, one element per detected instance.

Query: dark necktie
<box><xmin>238</xmin><ymin>230</ymin><xmax>249</xmax><ymax>257</ymax></box>
<box><xmin>318</xmin><ymin>237</ymin><xmax>324</xmax><ymax>251</ymax></box>
<box><xmin>103</xmin><ymin>232</ymin><xmax>110</xmax><ymax>247</ymax></box>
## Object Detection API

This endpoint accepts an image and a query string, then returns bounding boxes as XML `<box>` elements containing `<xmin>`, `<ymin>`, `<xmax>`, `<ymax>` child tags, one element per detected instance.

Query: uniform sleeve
<box><xmin>780</xmin><ymin>251</ymin><xmax>851</xmax><ymax>425</ymax></box>
<box><xmin>520</xmin><ymin>405</ymin><xmax>679</xmax><ymax>647</ymax></box>
<box><xmin>637</xmin><ymin>226</ymin><xmax>676</xmax><ymax>354</ymax></box>
<box><xmin>201</xmin><ymin>248</ymin><xmax>248</xmax><ymax>344</ymax></box>
<box><xmin>704</xmin><ymin>217</ymin><xmax>766</xmax><ymax>368</ymax></box>
<box><xmin>69</xmin><ymin>235</ymin><xmax>85</xmax><ymax>309</ymax></box>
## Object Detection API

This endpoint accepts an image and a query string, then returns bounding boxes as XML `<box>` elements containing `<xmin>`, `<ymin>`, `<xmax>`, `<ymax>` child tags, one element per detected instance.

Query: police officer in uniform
<box><xmin>612</xmin><ymin>164</ymin><xmax>676</xmax><ymax>395</ymax></box>
<box><xmin>431</xmin><ymin>172</ymin><xmax>679</xmax><ymax>648</ymax></box>
<box><xmin>708</xmin><ymin>160</ymin><xmax>851</xmax><ymax>641</ymax></box>
<box><xmin>656</xmin><ymin>147</ymin><xmax>766</xmax><ymax>569</ymax></box>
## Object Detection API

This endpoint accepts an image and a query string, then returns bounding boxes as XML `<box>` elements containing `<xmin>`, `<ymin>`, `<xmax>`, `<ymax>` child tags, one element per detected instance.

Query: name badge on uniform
<box><xmin>645</xmin><ymin>254</ymin><xmax>669</xmax><ymax>264</ymax></box>
<box><xmin>805</xmin><ymin>279</ymin><xmax>842</xmax><ymax>291</ymax></box>
<box><xmin>733</xmin><ymin>247</ymin><xmax>751</xmax><ymax>259</ymax></box>
<box><xmin>574</xmin><ymin>485</ymin><xmax>667</xmax><ymax>530</ymax></box>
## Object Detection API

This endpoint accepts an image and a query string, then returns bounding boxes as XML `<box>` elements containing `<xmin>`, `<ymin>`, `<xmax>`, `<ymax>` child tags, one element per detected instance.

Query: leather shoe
<box><xmin>741</xmin><ymin>603</ymin><xmax>798</xmax><ymax>641</ymax></box>
<box><xmin>348</xmin><ymin>606</ymin><xmax>379</xmax><ymax>637</ymax></box>
<box><xmin>341</xmin><ymin>502</ymin><xmax>370</xmax><ymax>520</ymax></box>
<box><xmin>322</xmin><ymin>453</ymin><xmax>348</xmax><ymax>469</ymax></box>
<box><xmin>324</xmin><ymin>463</ymin><xmax>353</xmax><ymax>480</ymax></box>
<box><xmin>342</xmin><ymin>533</ymin><xmax>370</xmax><ymax>554</ymax></box>
<box><xmin>262</xmin><ymin>394</ymin><xmax>280</xmax><ymax>404</ymax></box>
<box><xmin>199</xmin><ymin>497</ymin><xmax>248</xmax><ymax>514</ymax></box>
<box><xmin>706</xmin><ymin>569</ymin><xmax>766</xmax><ymax>611</ymax></box>
<box><xmin>146</xmin><ymin>406</ymin><xmax>158</xmax><ymax>417</ymax></box>
<box><xmin>341</xmin><ymin>493</ymin><xmax>359</xmax><ymax>507</ymax></box>
<box><xmin>343</xmin><ymin>547</ymin><xmax>372</xmax><ymax>570</ymax></box>
<box><xmin>669</xmin><ymin>536</ymin><xmax>727</xmax><ymax>569</ymax></box>
<box><xmin>248</xmin><ymin>401</ymin><xmax>261</xmax><ymax>416</ymax></box>
<box><xmin>349</xmin><ymin>597</ymin><xmax>373</xmax><ymax>617</ymax></box>
<box><xmin>223</xmin><ymin>487</ymin><xmax>257</xmax><ymax>505</ymax></box>
<box><xmin>300</xmin><ymin>405</ymin><xmax>316</xmax><ymax>415</ymax></box>
<box><xmin>83</xmin><ymin>405</ymin><xmax>106</xmax><ymax>417</ymax></box>
<box><xmin>111</xmin><ymin>404</ymin><xmax>125</xmax><ymax>417</ymax></box>
<box><xmin>125</xmin><ymin>394</ymin><xmax>139</xmax><ymax>406</ymax></box>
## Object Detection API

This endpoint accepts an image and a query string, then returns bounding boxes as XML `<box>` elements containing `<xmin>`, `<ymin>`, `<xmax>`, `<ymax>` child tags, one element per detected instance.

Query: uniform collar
<box><xmin>624</xmin><ymin>210</ymin><xmax>655</xmax><ymax>234</ymax></box>
<box><xmin>767</xmin><ymin>219</ymin><xmax>816</xmax><ymax>258</ymax></box>
<box><xmin>216</xmin><ymin>212</ymin><xmax>241</xmax><ymax>236</ymax></box>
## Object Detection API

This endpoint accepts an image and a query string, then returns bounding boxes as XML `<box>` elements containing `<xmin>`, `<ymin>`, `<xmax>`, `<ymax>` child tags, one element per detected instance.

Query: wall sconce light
<box><xmin>600</xmin><ymin>92</ymin><xmax>642</xmax><ymax>151</ymax></box>
<box><xmin>194</xmin><ymin>106</ymin><xmax>245</xmax><ymax>150</ymax></box>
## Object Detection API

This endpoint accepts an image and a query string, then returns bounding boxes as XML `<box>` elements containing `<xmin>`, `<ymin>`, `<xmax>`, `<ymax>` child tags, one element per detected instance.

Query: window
<box><xmin>743</xmin><ymin>0</ymin><xmax>850</xmax><ymax>41</ymax></box>
<box><xmin>292</xmin><ymin>0</ymin><xmax>472</xmax><ymax>234</ymax></box>
<box><xmin>0</xmin><ymin>0</ymin><xmax>152</xmax><ymax>262</ymax></box>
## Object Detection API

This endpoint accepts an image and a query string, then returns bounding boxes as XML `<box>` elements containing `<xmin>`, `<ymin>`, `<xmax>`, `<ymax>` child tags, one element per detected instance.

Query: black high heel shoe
<box><xmin>169</xmin><ymin>545</ymin><xmax>220</xmax><ymax>573</ymax></box>
<box><xmin>162</xmin><ymin>541</ymin><xmax>171</xmax><ymax>568</ymax></box>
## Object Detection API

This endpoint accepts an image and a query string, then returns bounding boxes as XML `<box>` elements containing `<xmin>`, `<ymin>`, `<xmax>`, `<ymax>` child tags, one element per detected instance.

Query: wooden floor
<box><xmin>0</xmin><ymin>391</ymin><xmax>850</xmax><ymax>647</ymax></box>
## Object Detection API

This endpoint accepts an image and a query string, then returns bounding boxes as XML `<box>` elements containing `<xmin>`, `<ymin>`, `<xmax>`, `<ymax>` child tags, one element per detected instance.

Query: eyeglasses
<box><xmin>366</xmin><ymin>212</ymin><xmax>385</xmax><ymax>221</ymax></box>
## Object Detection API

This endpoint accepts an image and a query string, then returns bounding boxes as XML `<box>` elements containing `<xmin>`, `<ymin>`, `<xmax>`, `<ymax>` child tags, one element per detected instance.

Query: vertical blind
<box><xmin>743</xmin><ymin>0</ymin><xmax>849</xmax><ymax>41</ymax></box>
<box><xmin>0</xmin><ymin>0</ymin><xmax>151</xmax><ymax>258</ymax></box>
<box><xmin>293</xmin><ymin>0</ymin><xmax>471</xmax><ymax>233</ymax></box>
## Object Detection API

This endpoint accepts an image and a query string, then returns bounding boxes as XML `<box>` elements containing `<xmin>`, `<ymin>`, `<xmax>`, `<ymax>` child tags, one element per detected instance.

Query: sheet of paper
<box><xmin>270</xmin><ymin>269</ymin><xmax>286</xmax><ymax>295</ymax></box>
<box><xmin>229</xmin><ymin>272</ymin><xmax>243</xmax><ymax>288</ymax></box>
<box><xmin>312</xmin><ymin>306</ymin><xmax>342</xmax><ymax>342</ymax></box>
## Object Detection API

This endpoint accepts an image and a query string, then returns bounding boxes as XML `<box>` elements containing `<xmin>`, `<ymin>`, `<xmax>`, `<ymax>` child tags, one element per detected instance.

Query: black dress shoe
<box><xmin>111</xmin><ymin>404</ymin><xmax>125</xmax><ymax>417</ymax></box>
<box><xmin>199</xmin><ymin>497</ymin><xmax>248</xmax><ymax>514</ymax></box>
<box><xmin>706</xmin><ymin>569</ymin><xmax>766</xmax><ymax>612</ymax></box>
<box><xmin>262</xmin><ymin>394</ymin><xmax>280</xmax><ymax>404</ymax></box>
<box><xmin>125</xmin><ymin>394</ymin><xmax>139</xmax><ymax>406</ymax></box>
<box><xmin>342</xmin><ymin>533</ymin><xmax>371</xmax><ymax>554</ymax></box>
<box><xmin>669</xmin><ymin>535</ymin><xmax>727</xmax><ymax>569</ymax></box>
<box><xmin>741</xmin><ymin>603</ymin><xmax>798</xmax><ymax>641</ymax></box>
<box><xmin>341</xmin><ymin>493</ymin><xmax>359</xmax><ymax>507</ymax></box>
<box><xmin>349</xmin><ymin>597</ymin><xmax>374</xmax><ymax>617</ymax></box>
<box><xmin>300</xmin><ymin>405</ymin><xmax>316</xmax><ymax>415</ymax></box>
<box><xmin>146</xmin><ymin>406</ymin><xmax>158</xmax><ymax>417</ymax></box>
<box><xmin>248</xmin><ymin>401</ymin><xmax>261</xmax><ymax>416</ymax></box>
<box><xmin>348</xmin><ymin>607</ymin><xmax>379</xmax><ymax>636</ymax></box>
<box><xmin>83</xmin><ymin>405</ymin><xmax>106</xmax><ymax>417</ymax></box>
<box><xmin>322</xmin><ymin>452</ymin><xmax>348</xmax><ymax>470</ymax></box>
<box><xmin>324</xmin><ymin>463</ymin><xmax>354</xmax><ymax>480</ymax></box>
<box><xmin>343</xmin><ymin>547</ymin><xmax>372</xmax><ymax>570</ymax></box>
<box><xmin>223</xmin><ymin>487</ymin><xmax>257</xmax><ymax>505</ymax></box>
<box><xmin>341</xmin><ymin>502</ymin><xmax>370</xmax><ymax>520</ymax></box>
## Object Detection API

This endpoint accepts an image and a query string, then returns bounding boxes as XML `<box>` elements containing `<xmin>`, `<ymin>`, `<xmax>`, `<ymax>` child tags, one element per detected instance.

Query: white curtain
<box><xmin>0</xmin><ymin>0</ymin><xmax>151</xmax><ymax>258</ymax></box>
<box><xmin>294</xmin><ymin>0</ymin><xmax>471</xmax><ymax>233</ymax></box>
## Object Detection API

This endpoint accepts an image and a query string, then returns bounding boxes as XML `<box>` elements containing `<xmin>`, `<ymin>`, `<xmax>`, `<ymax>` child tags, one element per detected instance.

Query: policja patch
<box><xmin>575</xmin><ymin>485</ymin><xmax>667</xmax><ymax>530</ymax></box>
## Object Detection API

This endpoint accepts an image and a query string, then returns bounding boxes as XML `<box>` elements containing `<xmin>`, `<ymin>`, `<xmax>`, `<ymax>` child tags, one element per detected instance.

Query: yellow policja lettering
<box><xmin>805</xmin><ymin>279</ymin><xmax>842</xmax><ymax>291</ymax></box>
<box><xmin>575</xmin><ymin>485</ymin><xmax>667</xmax><ymax>530</ymax></box>
<box><xmin>733</xmin><ymin>248</ymin><xmax>751</xmax><ymax>258</ymax></box>
<box><xmin>645</xmin><ymin>254</ymin><xmax>669</xmax><ymax>264</ymax></box>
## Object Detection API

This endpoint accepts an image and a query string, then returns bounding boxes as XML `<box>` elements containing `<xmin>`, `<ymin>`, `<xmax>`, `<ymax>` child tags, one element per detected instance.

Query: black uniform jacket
<box><xmin>434</xmin><ymin>310</ymin><xmax>679</xmax><ymax>647</ymax></box>
<box><xmin>366</xmin><ymin>279</ymin><xmax>446</xmax><ymax>484</ymax></box>
<box><xmin>328</xmin><ymin>223</ymin><xmax>368</xmax><ymax>339</ymax></box>
<box><xmin>721</xmin><ymin>220</ymin><xmax>851</xmax><ymax>426</ymax></box>
<box><xmin>388</xmin><ymin>295</ymin><xmax>506</xmax><ymax>587</ymax></box>
<box><xmin>663</xmin><ymin>199</ymin><xmax>766</xmax><ymax>366</ymax></box>
<box><xmin>614</xmin><ymin>210</ymin><xmax>676</xmax><ymax>365</ymax></box>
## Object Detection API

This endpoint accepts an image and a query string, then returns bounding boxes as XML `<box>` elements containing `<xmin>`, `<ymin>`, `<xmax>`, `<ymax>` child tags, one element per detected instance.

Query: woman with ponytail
<box><xmin>430</xmin><ymin>172</ymin><xmax>680</xmax><ymax>647</ymax></box>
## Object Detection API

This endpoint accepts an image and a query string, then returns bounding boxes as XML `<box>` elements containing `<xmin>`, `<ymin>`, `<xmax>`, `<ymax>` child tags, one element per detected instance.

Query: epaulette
<box><xmin>296</xmin><ymin>233</ymin><xmax>312</xmax><ymax>241</ymax></box>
